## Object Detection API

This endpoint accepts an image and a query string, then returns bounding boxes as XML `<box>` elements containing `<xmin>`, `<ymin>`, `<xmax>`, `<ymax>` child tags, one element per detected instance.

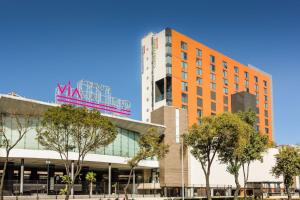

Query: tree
<box><xmin>236</xmin><ymin>111</ymin><xmax>269</xmax><ymax>200</ymax></box>
<box><xmin>124</xmin><ymin>128</ymin><xmax>169</xmax><ymax>200</ymax></box>
<box><xmin>216</xmin><ymin>112</ymin><xmax>253</xmax><ymax>200</ymax></box>
<box><xmin>272</xmin><ymin>146</ymin><xmax>300</xmax><ymax>200</ymax></box>
<box><xmin>85</xmin><ymin>171</ymin><xmax>96</xmax><ymax>198</ymax></box>
<box><xmin>183</xmin><ymin>116</ymin><xmax>222</xmax><ymax>200</ymax></box>
<box><xmin>36</xmin><ymin>105</ymin><xmax>117</xmax><ymax>200</ymax></box>
<box><xmin>0</xmin><ymin>112</ymin><xmax>33</xmax><ymax>200</ymax></box>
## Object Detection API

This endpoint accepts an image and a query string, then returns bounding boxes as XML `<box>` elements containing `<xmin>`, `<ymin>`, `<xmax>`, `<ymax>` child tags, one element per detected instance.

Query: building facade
<box><xmin>0</xmin><ymin>94</ymin><xmax>164</xmax><ymax>196</ymax></box>
<box><xmin>141</xmin><ymin>28</ymin><xmax>273</xmax><ymax>141</ymax></box>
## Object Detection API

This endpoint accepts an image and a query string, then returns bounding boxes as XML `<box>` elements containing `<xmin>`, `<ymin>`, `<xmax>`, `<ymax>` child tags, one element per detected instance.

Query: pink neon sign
<box><xmin>55</xmin><ymin>81</ymin><xmax>131</xmax><ymax>116</ymax></box>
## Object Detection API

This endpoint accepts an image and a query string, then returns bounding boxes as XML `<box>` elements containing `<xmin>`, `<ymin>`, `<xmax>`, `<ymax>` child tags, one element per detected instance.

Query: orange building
<box><xmin>141</xmin><ymin>28</ymin><xmax>273</xmax><ymax>140</ymax></box>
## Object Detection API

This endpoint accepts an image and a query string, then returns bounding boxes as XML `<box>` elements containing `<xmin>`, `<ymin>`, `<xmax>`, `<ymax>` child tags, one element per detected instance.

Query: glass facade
<box><xmin>2</xmin><ymin>116</ymin><xmax>142</xmax><ymax>158</ymax></box>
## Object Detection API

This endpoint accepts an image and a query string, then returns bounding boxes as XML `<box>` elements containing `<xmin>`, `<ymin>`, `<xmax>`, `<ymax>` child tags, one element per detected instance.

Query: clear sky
<box><xmin>0</xmin><ymin>0</ymin><xmax>299</xmax><ymax>145</ymax></box>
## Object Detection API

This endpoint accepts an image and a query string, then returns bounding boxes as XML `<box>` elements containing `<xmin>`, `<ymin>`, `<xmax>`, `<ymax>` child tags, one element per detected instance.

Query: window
<box><xmin>182</xmin><ymin>105</ymin><xmax>188</xmax><ymax>110</ymax></box>
<box><xmin>196</xmin><ymin>59</ymin><xmax>202</xmax><ymax>66</ymax></box>
<box><xmin>210</xmin><ymin>55</ymin><xmax>215</xmax><ymax>63</ymax></box>
<box><xmin>264</xmin><ymin>95</ymin><xmax>268</xmax><ymax>101</ymax></box>
<box><xmin>167</xmin><ymin>65</ymin><xmax>172</xmax><ymax>74</ymax></box>
<box><xmin>181</xmin><ymin>61</ymin><xmax>188</xmax><ymax>70</ymax></box>
<box><xmin>181</xmin><ymin>82</ymin><xmax>188</xmax><ymax>91</ymax></box>
<box><xmin>223</xmin><ymin>87</ymin><xmax>228</xmax><ymax>94</ymax></box>
<box><xmin>166</xmin><ymin>56</ymin><xmax>172</xmax><ymax>64</ymax></box>
<box><xmin>265</xmin><ymin>128</ymin><xmax>269</xmax><ymax>134</ymax></box>
<box><xmin>211</xmin><ymin>91</ymin><xmax>216</xmax><ymax>100</ymax></box>
<box><xmin>181</xmin><ymin>41</ymin><xmax>188</xmax><ymax>50</ymax></box>
<box><xmin>254</xmin><ymin>76</ymin><xmax>258</xmax><ymax>83</ymax></box>
<box><xmin>211</xmin><ymin>102</ymin><xmax>216</xmax><ymax>111</ymax></box>
<box><xmin>181</xmin><ymin>72</ymin><xmax>188</xmax><ymax>80</ymax></box>
<box><xmin>264</xmin><ymin>88</ymin><xmax>267</xmax><ymax>94</ymax></box>
<box><xmin>255</xmin><ymin>84</ymin><xmax>259</xmax><ymax>91</ymax></box>
<box><xmin>244</xmin><ymin>80</ymin><xmax>249</xmax><ymax>87</ymax></box>
<box><xmin>263</xmin><ymin>80</ymin><xmax>267</xmax><ymax>87</ymax></box>
<box><xmin>265</xmin><ymin>119</ymin><xmax>269</xmax><ymax>126</ymax></box>
<box><xmin>166</xmin><ymin>35</ymin><xmax>171</xmax><ymax>44</ymax></box>
<box><xmin>210</xmin><ymin>64</ymin><xmax>216</xmax><ymax>72</ymax></box>
<box><xmin>166</xmin><ymin>46</ymin><xmax>172</xmax><ymax>55</ymax></box>
<box><xmin>256</xmin><ymin>99</ymin><xmax>259</xmax><ymax>105</ymax></box>
<box><xmin>256</xmin><ymin>107</ymin><xmax>260</xmax><ymax>114</ymax></box>
<box><xmin>235</xmin><ymin>83</ymin><xmax>239</xmax><ymax>91</ymax></box>
<box><xmin>223</xmin><ymin>79</ymin><xmax>228</xmax><ymax>86</ymax></box>
<box><xmin>197</xmin><ymin>98</ymin><xmax>203</xmax><ymax>107</ymax></box>
<box><xmin>197</xmin><ymin>87</ymin><xmax>202</xmax><ymax>96</ymax></box>
<box><xmin>234</xmin><ymin>75</ymin><xmax>239</xmax><ymax>82</ymax></box>
<box><xmin>197</xmin><ymin>109</ymin><xmax>202</xmax><ymax>117</ymax></box>
<box><xmin>196</xmin><ymin>77</ymin><xmax>203</xmax><ymax>85</ymax></box>
<box><xmin>264</xmin><ymin>103</ymin><xmax>268</xmax><ymax>109</ymax></box>
<box><xmin>234</xmin><ymin>66</ymin><xmax>239</xmax><ymax>73</ymax></box>
<box><xmin>223</xmin><ymin>70</ymin><xmax>227</xmax><ymax>77</ymax></box>
<box><xmin>181</xmin><ymin>52</ymin><xmax>187</xmax><ymax>60</ymax></box>
<box><xmin>244</xmin><ymin>72</ymin><xmax>249</xmax><ymax>79</ymax></box>
<box><xmin>210</xmin><ymin>73</ymin><xmax>216</xmax><ymax>81</ymax></box>
<box><xmin>224</xmin><ymin>106</ymin><xmax>228</xmax><ymax>112</ymax></box>
<box><xmin>182</xmin><ymin>93</ymin><xmax>188</xmax><ymax>103</ymax></box>
<box><xmin>224</xmin><ymin>96</ymin><xmax>228</xmax><ymax>105</ymax></box>
<box><xmin>264</xmin><ymin>110</ymin><xmax>268</xmax><ymax>117</ymax></box>
<box><xmin>210</xmin><ymin>82</ymin><xmax>216</xmax><ymax>90</ymax></box>
<box><xmin>196</xmin><ymin>48</ymin><xmax>202</xmax><ymax>57</ymax></box>
<box><xmin>196</xmin><ymin>68</ymin><xmax>202</xmax><ymax>76</ymax></box>
<box><xmin>222</xmin><ymin>61</ymin><xmax>228</xmax><ymax>69</ymax></box>
<box><xmin>255</xmin><ymin>125</ymin><xmax>259</xmax><ymax>131</ymax></box>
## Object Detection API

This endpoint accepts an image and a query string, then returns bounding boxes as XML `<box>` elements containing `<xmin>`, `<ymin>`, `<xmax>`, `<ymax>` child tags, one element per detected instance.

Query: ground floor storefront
<box><xmin>0</xmin><ymin>158</ymin><xmax>160</xmax><ymax>197</ymax></box>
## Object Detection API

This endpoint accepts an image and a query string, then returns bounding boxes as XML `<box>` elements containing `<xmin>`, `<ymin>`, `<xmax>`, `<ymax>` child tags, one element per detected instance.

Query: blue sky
<box><xmin>0</xmin><ymin>0</ymin><xmax>299</xmax><ymax>144</ymax></box>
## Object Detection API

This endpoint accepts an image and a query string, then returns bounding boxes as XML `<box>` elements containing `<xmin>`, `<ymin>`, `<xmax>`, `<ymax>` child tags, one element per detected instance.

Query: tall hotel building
<box><xmin>141</xmin><ymin>28</ymin><xmax>273</xmax><ymax>140</ymax></box>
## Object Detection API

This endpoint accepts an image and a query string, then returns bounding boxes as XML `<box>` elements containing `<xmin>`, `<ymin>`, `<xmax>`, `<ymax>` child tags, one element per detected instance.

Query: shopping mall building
<box><xmin>1</xmin><ymin>29</ymin><xmax>299</xmax><ymax>197</ymax></box>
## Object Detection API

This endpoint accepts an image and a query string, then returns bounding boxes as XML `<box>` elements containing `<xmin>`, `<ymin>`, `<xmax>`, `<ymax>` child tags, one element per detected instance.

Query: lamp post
<box><xmin>45</xmin><ymin>160</ymin><xmax>51</xmax><ymax>195</ymax></box>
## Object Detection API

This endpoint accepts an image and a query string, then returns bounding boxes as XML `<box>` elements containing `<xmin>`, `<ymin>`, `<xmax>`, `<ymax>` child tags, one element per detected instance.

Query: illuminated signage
<box><xmin>55</xmin><ymin>80</ymin><xmax>131</xmax><ymax>116</ymax></box>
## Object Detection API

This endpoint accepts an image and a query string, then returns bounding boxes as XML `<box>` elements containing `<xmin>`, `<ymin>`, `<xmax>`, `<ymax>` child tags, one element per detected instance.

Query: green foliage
<box><xmin>272</xmin><ymin>146</ymin><xmax>300</xmax><ymax>188</ymax></box>
<box><xmin>37</xmin><ymin>105</ymin><xmax>117</xmax><ymax>155</ymax></box>
<box><xmin>183</xmin><ymin>116</ymin><xmax>220</xmax><ymax>169</ymax></box>
<box><xmin>124</xmin><ymin>128</ymin><xmax>169</xmax><ymax>199</ymax></box>
<box><xmin>61</xmin><ymin>175</ymin><xmax>71</xmax><ymax>184</ymax></box>
<box><xmin>128</xmin><ymin>127</ymin><xmax>169</xmax><ymax>168</ymax></box>
<box><xmin>36</xmin><ymin>105</ymin><xmax>117</xmax><ymax>199</ymax></box>
<box><xmin>85</xmin><ymin>171</ymin><xmax>96</xmax><ymax>183</ymax></box>
<box><xmin>216</xmin><ymin>112</ymin><xmax>253</xmax><ymax>163</ymax></box>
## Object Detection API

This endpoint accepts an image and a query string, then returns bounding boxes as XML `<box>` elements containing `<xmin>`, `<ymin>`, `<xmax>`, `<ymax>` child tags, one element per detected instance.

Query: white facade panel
<box><xmin>189</xmin><ymin>148</ymin><xmax>283</xmax><ymax>187</ymax></box>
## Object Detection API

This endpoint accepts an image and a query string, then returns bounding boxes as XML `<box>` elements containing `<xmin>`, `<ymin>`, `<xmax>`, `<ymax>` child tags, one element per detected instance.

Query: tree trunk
<box><xmin>89</xmin><ymin>182</ymin><xmax>92</xmax><ymax>198</ymax></box>
<box><xmin>234</xmin><ymin>171</ymin><xmax>241</xmax><ymax>200</ymax></box>
<box><xmin>205</xmin><ymin>173</ymin><xmax>212</xmax><ymax>200</ymax></box>
<box><xmin>0</xmin><ymin>153</ymin><xmax>9</xmax><ymax>200</ymax></box>
<box><xmin>242</xmin><ymin>164</ymin><xmax>247</xmax><ymax>200</ymax></box>
<box><xmin>124</xmin><ymin>168</ymin><xmax>133</xmax><ymax>200</ymax></box>
<box><xmin>287</xmin><ymin>185</ymin><xmax>291</xmax><ymax>200</ymax></box>
<box><xmin>65</xmin><ymin>183</ymin><xmax>70</xmax><ymax>200</ymax></box>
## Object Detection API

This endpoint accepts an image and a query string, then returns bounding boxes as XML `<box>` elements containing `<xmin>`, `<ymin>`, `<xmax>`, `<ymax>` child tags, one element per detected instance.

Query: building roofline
<box><xmin>0</xmin><ymin>93</ymin><xmax>166</xmax><ymax>132</ymax></box>
<box><xmin>162</xmin><ymin>28</ymin><xmax>272</xmax><ymax>77</ymax></box>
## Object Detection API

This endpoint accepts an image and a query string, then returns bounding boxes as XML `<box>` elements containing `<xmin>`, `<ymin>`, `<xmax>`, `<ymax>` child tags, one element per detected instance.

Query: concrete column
<box><xmin>108</xmin><ymin>163</ymin><xmax>111</xmax><ymax>195</ymax></box>
<box><xmin>20</xmin><ymin>159</ymin><xmax>24</xmax><ymax>195</ymax></box>
<box><xmin>81</xmin><ymin>166</ymin><xmax>89</xmax><ymax>194</ymax></box>
<box><xmin>47</xmin><ymin>164</ymin><xmax>55</xmax><ymax>194</ymax></box>
<box><xmin>132</xmin><ymin>168</ymin><xmax>136</xmax><ymax>195</ymax></box>
<box><xmin>71</xmin><ymin>161</ymin><xmax>74</xmax><ymax>196</ymax></box>
<box><xmin>5</xmin><ymin>162</ymin><xmax>14</xmax><ymax>194</ymax></box>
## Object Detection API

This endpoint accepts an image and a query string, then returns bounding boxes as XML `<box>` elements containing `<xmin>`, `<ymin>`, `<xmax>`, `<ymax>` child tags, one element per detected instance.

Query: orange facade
<box><xmin>170</xmin><ymin>29</ymin><xmax>273</xmax><ymax>140</ymax></box>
